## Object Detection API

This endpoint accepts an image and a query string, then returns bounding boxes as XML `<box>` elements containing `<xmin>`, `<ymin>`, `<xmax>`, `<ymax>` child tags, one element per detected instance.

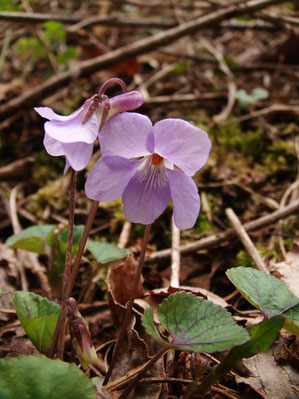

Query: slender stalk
<box><xmin>103</xmin><ymin>224</ymin><xmax>151</xmax><ymax>385</ymax></box>
<box><xmin>48</xmin><ymin>169</ymin><xmax>77</xmax><ymax>359</ymax></box>
<box><xmin>68</xmin><ymin>200</ymin><xmax>99</xmax><ymax>297</ymax></box>
<box><xmin>119</xmin><ymin>347</ymin><xmax>168</xmax><ymax>399</ymax></box>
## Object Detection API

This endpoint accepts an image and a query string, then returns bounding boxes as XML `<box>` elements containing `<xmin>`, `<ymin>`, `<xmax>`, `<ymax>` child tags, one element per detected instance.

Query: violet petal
<box><xmin>85</xmin><ymin>155</ymin><xmax>139</xmax><ymax>201</ymax></box>
<box><xmin>99</xmin><ymin>112</ymin><xmax>154</xmax><ymax>158</ymax></box>
<box><xmin>167</xmin><ymin>168</ymin><xmax>200</xmax><ymax>230</ymax></box>
<box><xmin>153</xmin><ymin>119</ymin><xmax>211</xmax><ymax>176</ymax></box>
<box><xmin>122</xmin><ymin>164</ymin><xmax>171</xmax><ymax>224</ymax></box>
<box><xmin>34</xmin><ymin>106</ymin><xmax>83</xmax><ymax>122</ymax></box>
<box><xmin>61</xmin><ymin>142</ymin><xmax>94</xmax><ymax>171</ymax></box>
<box><xmin>44</xmin><ymin>114</ymin><xmax>98</xmax><ymax>144</ymax></box>
<box><xmin>43</xmin><ymin>133</ymin><xmax>64</xmax><ymax>156</ymax></box>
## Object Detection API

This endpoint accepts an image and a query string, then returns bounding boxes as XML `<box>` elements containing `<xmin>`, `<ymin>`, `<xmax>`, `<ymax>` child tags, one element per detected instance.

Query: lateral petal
<box><xmin>85</xmin><ymin>155</ymin><xmax>139</xmax><ymax>202</ymax></box>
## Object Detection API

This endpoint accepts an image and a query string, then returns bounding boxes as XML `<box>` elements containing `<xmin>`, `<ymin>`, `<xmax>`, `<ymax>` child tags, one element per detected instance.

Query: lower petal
<box><xmin>62</xmin><ymin>142</ymin><xmax>93</xmax><ymax>171</ymax></box>
<box><xmin>167</xmin><ymin>169</ymin><xmax>200</xmax><ymax>230</ymax></box>
<box><xmin>85</xmin><ymin>156</ymin><xmax>138</xmax><ymax>201</ymax></box>
<box><xmin>122</xmin><ymin>169</ymin><xmax>171</xmax><ymax>225</ymax></box>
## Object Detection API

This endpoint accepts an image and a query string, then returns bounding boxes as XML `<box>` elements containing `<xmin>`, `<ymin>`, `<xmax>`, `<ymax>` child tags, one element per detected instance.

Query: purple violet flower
<box><xmin>85</xmin><ymin>113</ymin><xmax>211</xmax><ymax>229</ymax></box>
<box><xmin>34</xmin><ymin>91</ymin><xmax>144</xmax><ymax>172</ymax></box>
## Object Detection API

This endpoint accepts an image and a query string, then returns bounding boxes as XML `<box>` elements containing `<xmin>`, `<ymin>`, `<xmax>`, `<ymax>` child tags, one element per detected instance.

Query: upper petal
<box><xmin>122</xmin><ymin>164</ymin><xmax>171</xmax><ymax>225</ymax></box>
<box><xmin>99</xmin><ymin>112</ymin><xmax>154</xmax><ymax>158</ymax></box>
<box><xmin>153</xmin><ymin>119</ymin><xmax>211</xmax><ymax>176</ymax></box>
<box><xmin>34</xmin><ymin>106</ymin><xmax>83</xmax><ymax>122</ymax></box>
<box><xmin>167</xmin><ymin>168</ymin><xmax>200</xmax><ymax>230</ymax></box>
<box><xmin>44</xmin><ymin>114</ymin><xmax>99</xmax><ymax>144</ymax></box>
<box><xmin>85</xmin><ymin>155</ymin><xmax>139</xmax><ymax>202</ymax></box>
<box><xmin>61</xmin><ymin>142</ymin><xmax>94</xmax><ymax>171</ymax></box>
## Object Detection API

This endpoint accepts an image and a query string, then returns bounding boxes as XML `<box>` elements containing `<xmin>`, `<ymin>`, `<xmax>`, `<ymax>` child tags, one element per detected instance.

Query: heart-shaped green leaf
<box><xmin>142</xmin><ymin>292</ymin><xmax>249</xmax><ymax>353</ymax></box>
<box><xmin>226</xmin><ymin>267</ymin><xmax>299</xmax><ymax>334</ymax></box>
<box><xmin>6</xmin><ymin>225</ymin><xmax>56</xmax><ymax>254</ymax></box>
<box><xmin>86</xmin><ymin>240</ymin><xmax>130</xmax><ymax>263</ymax></box>
<box><xmin>0</xmin><ymin>355</ymin><xmax>96</xmax><ymax>399</ymax></box>
<box><xmin>13</xmin><ymin>291</ymin><xmax>61</xmax><ymax>353</ymax></box>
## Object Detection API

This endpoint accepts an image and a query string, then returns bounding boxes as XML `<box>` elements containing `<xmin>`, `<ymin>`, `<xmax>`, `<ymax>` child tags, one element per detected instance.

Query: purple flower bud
<box><xmin>67</xmin><ymin>297</ymin><xmax>98</xmax><ymax>369</ymax></box>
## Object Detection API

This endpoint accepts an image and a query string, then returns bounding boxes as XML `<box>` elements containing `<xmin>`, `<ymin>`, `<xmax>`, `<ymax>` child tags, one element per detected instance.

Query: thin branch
<box><xmin>0</xmin><ymin>0</ymin><xmax>287</xmax><ymax>121</ymax></box>
<box><xmin>0</xmin><ymin>11</ymin><xmax>175</xmax><ymax>28</ymax></box>
<box><xmin>144</xmin><ymin>199</ymin><xmax>299</xmax><ymax>264</ymax></box>
<box><xmin>170</xmin><ymin>216</ymin><xmax>180</xmax><ymax>287</ymax></box>
<box><xmin>225</xmin><ymin>207</ymin><xmax>268</xmax><ymax>272</ymax></box>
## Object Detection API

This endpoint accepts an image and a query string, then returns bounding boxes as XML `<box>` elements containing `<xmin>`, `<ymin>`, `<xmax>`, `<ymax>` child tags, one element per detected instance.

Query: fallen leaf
<box><xmin>236</xmin><ymin>336</ymin><xmax>299</xmax><ymax>399</ymax></box>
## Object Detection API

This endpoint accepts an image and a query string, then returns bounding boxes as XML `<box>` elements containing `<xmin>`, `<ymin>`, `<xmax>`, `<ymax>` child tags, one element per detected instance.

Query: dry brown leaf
<box><xmin>236</xmin><ymin>337</ymin><xmax>299</xmax><ymax>399</ymax></box>
<box><xmin>270</xmin><ymin>246</ymin><xmax>299</xmax><ymax>297</ymax></box>
<box><xmin>106</xmin><ymin>254</ymin><xmax>144</xmax><ymax>306</ymax></box>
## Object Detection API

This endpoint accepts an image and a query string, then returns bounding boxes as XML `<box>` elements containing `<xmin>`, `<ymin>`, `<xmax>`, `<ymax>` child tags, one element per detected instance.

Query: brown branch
<box><xmin>0</xmin><ymin>0</ymin><xmax>286</xmax><ymax>122</ymax></box>
<box><xmin>225</xmin><ymin>207</ymin><xmax>268</xmax><ymax>273</ymax></box>
<box><xmin>0</xmin><ymin>11</ymin><xmax>175</xmax><ymax>29</ymax></box>
<box><xmin>144</xmin><ymin>199</ymin><xmax>299</xmax><ymax>264</ymax></box>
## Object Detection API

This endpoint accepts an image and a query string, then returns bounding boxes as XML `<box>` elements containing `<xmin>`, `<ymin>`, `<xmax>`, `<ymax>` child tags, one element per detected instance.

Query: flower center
<box><xmin>151</xmin><ymin>153</ymin><xmax>163</xmax><ymax>165</ymax></box>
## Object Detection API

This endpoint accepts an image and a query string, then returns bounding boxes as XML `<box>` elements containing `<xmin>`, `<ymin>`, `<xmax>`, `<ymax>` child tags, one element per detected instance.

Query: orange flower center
<box><xmin>151</xmin><ymin>153</ymin><xmax>163</xmax><ymax>165</ymax></box>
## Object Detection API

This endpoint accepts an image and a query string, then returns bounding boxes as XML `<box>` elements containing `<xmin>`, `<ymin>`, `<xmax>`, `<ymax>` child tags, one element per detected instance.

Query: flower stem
<box><xmin>103</xmin><ymin>224</ymin><xmax>151</xmax><ymax>385</ymax></box>
<box><xmin>118</xmin><ymin>347</ymin><xmax>168</xmax><ymax>399</ymax></box>
<box><xmin>48</xmin><ymin>169</ymin><xmax>77</xmax><ymax>359</ymax></box>
<box><xmin>98</xmin><ymin>78</ymin><xmax>127</xmax><ymax>96</ymax></box>
<box><xmin>68</xmin><ymin>200</ymin><xmax>99</xmax><ymax>297</ymax></box>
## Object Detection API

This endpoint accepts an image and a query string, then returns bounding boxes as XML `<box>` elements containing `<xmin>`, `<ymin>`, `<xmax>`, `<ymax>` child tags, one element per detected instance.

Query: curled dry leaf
<box><xmin>106</xmin><ymin>254</ymin><xmax>144</xmax><ymax>306</ymax></box>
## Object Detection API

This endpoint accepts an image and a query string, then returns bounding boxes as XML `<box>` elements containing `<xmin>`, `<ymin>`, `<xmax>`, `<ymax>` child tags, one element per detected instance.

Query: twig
<box><xmin>0</xmin><ymin>0</ymin><xmax>287</xmax><ymax>121</ymax></box>
<box><xmin>277</xmin><ymin>180</ymin><xmax>299</xmax><ymax>260</ymax></box>
<box><xmin>145</xmin><ymin>93</ymin><xmax>226</xmax><ymax>104</ymax></box>
<box><xmin>170</xmin><ymin>216</ymin><xmax>180</xmax><ymax>287</ymax></box>
<box><xmin>118</xmin><ymin>347</ymin><xmax>169</xmax><ymax>399</ymax></box>
<box><xmin>200</xmin><ymin>37</ymin><xmax>236</xmax><ymax>123</ymax></box>
<box><xmin>0</xmin><ymin>11</ymin><xmax>175</xmax><ymax>28</ymax></box>
<box><xmin>225</xmin><ymin>104</ymin><xmax>299</xmax><ymax>124</ymax></box>
<box><xmin>103</xmin><ymin>224</ymin><xmax>151</xmax><ymax>385</ymax></box>
<box><xmin>118</xmin><ymin>220</ymin><xmax>132</xmax><ymax>248</ymax></box>
<box><xmin>225</xmin><ymin>207</ymin><xmax>268</xmax><ymax>272</ymax></box>
<box><xmin>258</xmin><ymin>12</ymin><xmax>299</xmax><ymax>27</ymax></box>
<box><xmin>144</xmin><ymin>199</ymin><xmax>299</xmax><ymax>264</ymax></box>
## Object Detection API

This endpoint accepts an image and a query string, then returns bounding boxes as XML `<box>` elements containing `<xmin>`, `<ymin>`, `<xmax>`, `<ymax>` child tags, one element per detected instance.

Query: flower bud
<box><xmin>107</xmin><ymin>91</ymin><xmax>144</xmax><ymax>119</ymax></box>
<box><xmin>67</xmin><ymin>297</ymin><xmax>98</xmax><ymax>369</ymax></box>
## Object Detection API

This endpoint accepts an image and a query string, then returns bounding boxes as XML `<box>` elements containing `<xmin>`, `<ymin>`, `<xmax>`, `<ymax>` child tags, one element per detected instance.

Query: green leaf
<box><xmin>58</xmin><ymin>225</ymin><xmax>84</xmax><ymax>256</ymax></box>
<box><xmin>230</xmin><ymin>315</ymin><xmax>285</xmax><ymax>360</ymax></box>
<box><xmin>43</xmin><ymin>21</ymin><xmax>66</xmax><ymax>43</ymax></box>
<box><xmin>226</xmin><ymin>267</ymin><xmax>299</xmax><ymax>334</ymax></box>
<box><xmin>6</xmin><ymin>225</ymin><xmax>56</xmax><ymax>254</ymax></box>
<box><xmin>235</xmin><ymin>88</ymin><xmax>268</xmax><ymax>108</ymax></box>
<box><xmin>13</xmin><ymin>291</ymin><xmax>60</xmax><ymax>353</ymax></box>
<box><xmin>86</xmin><ymin>240</ymin><xmax>130</xmax><ymax>263</ymax></box>
<box><xmin>0</xmin><ymin>355</ymin><xmax>96</xmax><ymax>399</ymax></box>
<box><xmin>142</xmin><ymin>292</ymin><xmax>249</xmax><ymax>353</ymax></box>
<box><xmin>251</xmin><ymin>88</ymin><xmax>269</xmax><ymax>101</ymax></box>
